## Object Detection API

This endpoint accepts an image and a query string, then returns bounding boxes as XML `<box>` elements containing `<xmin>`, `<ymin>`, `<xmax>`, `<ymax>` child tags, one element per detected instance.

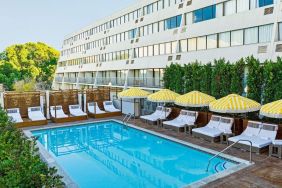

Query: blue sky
<box><xmin>0</xmin><ymin>0</ymin><xmax>136</xmax><ymax>51</ymax></box>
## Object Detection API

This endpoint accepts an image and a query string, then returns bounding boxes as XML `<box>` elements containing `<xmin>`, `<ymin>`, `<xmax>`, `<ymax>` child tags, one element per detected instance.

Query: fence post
<box><xmin>0</xmin><ymin>92</ymin><xmax>4</xmax><ymax>109</ymax></box>
<box><xmin>46</xmin><ymin>90</ymin><xmax>50</xmax><ymax>119</ymax></box>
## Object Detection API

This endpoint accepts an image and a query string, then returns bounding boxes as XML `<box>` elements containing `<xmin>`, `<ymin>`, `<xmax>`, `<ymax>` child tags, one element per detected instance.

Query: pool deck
<box><xmin>24</xmin><ymin>117</ymin><xmax>282</xmax><ymax>188</ymax></box>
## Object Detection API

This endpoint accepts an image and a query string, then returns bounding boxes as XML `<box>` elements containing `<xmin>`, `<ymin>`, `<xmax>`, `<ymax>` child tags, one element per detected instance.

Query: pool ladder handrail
<box><xmin>206</xmin><ymin>139</ymin><xmax>253</xmax><ymax>172</ymax></box>
<box><xmin>122</xmin><ymin>113</ymin><xmax>134</xmax><ymax>126</ymax></box>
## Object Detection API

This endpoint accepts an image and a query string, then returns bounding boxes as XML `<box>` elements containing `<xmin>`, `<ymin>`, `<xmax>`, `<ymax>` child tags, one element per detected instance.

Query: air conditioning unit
<box><xmin>187</xmin><ymin>0</ymin><xmax>192</xmax><ymax>6</ymax></box>
<box><xmin>264</xmin><ymin>7</ymin><xmax>274</xmax><ymax>15</ymax></box>
<box><xmin>168</xmin><ymin>56</ymin><xmax>173</xmax><ymax>61</ymax></box>
<box><xmin>126</xmin><ymin>60</ymin><xmax>129</xmax><ymax>64</ymax></box>
<box><xmin>131</xmin><ymin>60</ymin><xmax>134</xmax><ymax>64</ymax></box>
<box><xmin>135</xmin><ymin>38</ymin><xmax>139</xmax><ymax>43</ymax></box>
<box><xmin>176</xmin><ymin>55</ymin><xmax>181</xmax><ymax>60</ymax></box>
<box><xmin>173</xmin><ymin>29</ymin><xmax>178</xmax><ymax>35</ymax></box>
<box><xmin>135</xmin><ymin>20</ymin><xmax>138</xmax><ymax>23</ymax></box>
<box><xmin>178</xmin><ymin>3</ymin><xmax>183</xmax><ymax>9</ymax></box>
<box><xmin>257</xmin><ymin>46</ymin><xmax>267</xmax><ymax>53</ymax></box>
<box><xmin>276</xmin><ymin>44</ymin><xmax>282</xmax><ymax>52</ymax></box>
<box><xmin>140</xmin><ymin>17</ymin><xmax>144</xmax><ymax>22</ymax></box>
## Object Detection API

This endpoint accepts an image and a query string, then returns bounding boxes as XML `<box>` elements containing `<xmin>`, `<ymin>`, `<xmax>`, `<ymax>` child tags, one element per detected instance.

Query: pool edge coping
<box><xmin>23</xmin><ymin>119</ymin><xmax>253</xmax><ymax>188</ymax></box>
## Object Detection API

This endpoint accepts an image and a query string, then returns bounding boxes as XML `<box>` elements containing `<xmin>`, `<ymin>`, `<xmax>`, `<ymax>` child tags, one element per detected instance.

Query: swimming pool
<box><xmin>30</xmin><ymin>120</ymin><xmax>249</xmax><ymax>188</ymax></box>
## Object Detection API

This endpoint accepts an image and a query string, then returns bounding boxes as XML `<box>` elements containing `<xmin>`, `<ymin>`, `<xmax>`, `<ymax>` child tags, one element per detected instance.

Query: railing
<box><xmin>206</xmin><ymin>139</ymin><xmax>253</xmax><ymax>172</ymax></box>
<box><xmin>55</xmin><ymin>77</ymin><xmax>63</xmax><ymax>82</ymax></box>
<box><xmin>122</xmin><ymin>113</ymin><xmax>134</xmax><ymax>126</ymax></box>
<box><xmin>127</xmin><ymin>77</ymin><xmax>164</xmax><ymax>88</ymax></box>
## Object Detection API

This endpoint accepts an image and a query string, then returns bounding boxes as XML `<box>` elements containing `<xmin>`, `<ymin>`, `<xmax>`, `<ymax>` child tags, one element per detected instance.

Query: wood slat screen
<box><xmin>4</xmin><ymin>91</ymin><xmax>42</xmax><ymax>118</ymax></box>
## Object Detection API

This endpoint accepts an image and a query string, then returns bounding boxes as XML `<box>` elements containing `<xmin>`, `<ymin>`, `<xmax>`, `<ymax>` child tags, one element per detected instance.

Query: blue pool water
<box><xmin>32</xmin><ymin>121</ymin><xmax>238</xmax><ymax>188</ymax></box>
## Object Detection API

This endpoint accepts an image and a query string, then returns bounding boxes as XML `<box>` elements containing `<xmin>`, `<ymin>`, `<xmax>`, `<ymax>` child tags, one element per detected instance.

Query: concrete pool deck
<box><xmin>23</xmin><ymin>117</ymin><xmax>282</xmax><ymax>188</ymax></box>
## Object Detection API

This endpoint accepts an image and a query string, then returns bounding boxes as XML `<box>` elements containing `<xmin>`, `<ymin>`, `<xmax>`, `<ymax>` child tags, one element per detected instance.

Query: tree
<box><xmin>1</xmin><ymin>42</ymin><xmax>59</xmax><ymax>90</ymax></box>
<box><xmin>0</xmin><ymin>108</ymin><xmax>64</xmax><ymax>187</ymax></box>
<box><xmin>0</xmin><ymin>62</ymin><xmax>20</xmax><ymax>90</ymax></box>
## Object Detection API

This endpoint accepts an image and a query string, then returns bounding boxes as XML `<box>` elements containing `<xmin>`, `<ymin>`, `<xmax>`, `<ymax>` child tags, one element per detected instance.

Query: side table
<box><xmin>269</xmin><ymin>140</ymin><xmax>282</xmax><ymax>159</ymax></box>
<box><xmin>220</xmin><ymin>133</ymin><xmax>235</xmax><ymax>145</ymax></box>
<box><xmin>185</xmin><ymin>124</ymin><xmax>197</xmax><ymax>135</ymax></box>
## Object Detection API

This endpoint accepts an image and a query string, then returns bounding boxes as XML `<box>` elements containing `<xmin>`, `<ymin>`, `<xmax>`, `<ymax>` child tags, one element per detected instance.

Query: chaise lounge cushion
<box><xmin>192</xmin><ymin>127</ymin><xmax>223</xmax><ymax>137</ymax></box>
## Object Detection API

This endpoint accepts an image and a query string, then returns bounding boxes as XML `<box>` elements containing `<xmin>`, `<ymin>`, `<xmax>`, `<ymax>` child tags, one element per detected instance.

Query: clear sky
<box><xmin>0</xmin><ymin>0</ymin><xmax>136</xmax><ymax>51</ymax></box>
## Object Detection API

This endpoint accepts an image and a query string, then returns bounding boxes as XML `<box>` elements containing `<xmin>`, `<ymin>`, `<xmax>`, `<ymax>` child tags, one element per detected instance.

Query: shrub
<box><xmin>0</xmin><ymin>108</ymin><xmax>64</xmax><ymax>187</ymax></box>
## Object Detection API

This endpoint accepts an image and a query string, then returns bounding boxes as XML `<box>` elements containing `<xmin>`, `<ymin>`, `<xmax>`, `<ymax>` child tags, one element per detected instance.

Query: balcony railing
<box><xmin>127</xmin><ymin>77</ymin><xmax>164</xmax><ymax>88</ymax></box>
<box><xmin>55</xmin><ymin>76</ymin><xmax>164</xmax><ymax>88</ymax></box>
<box><xmin>55</xmin><ymin>77</ymin><xmax>63</xmax><ymax>82</ymax></box>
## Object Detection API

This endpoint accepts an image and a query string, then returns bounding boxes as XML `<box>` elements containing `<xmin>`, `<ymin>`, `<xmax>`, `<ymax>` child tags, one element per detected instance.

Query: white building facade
<box><xmin>53</xmin><ymin>0</ymin><xmax>282</xmax><ymax>91</ymax></box>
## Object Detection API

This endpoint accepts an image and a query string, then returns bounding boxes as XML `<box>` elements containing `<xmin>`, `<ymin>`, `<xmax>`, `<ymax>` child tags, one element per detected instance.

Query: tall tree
<box><xmin>1</xmin><ymin>42</ymin><xmax>59</xmax><ymax>90</ymax></box>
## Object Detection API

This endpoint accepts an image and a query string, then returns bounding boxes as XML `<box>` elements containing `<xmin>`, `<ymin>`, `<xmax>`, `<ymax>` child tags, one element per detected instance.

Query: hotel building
<box><xmin>54</xmin><ymin>0</ymin><xmax>281</xmax><ymax>93</ymax></box>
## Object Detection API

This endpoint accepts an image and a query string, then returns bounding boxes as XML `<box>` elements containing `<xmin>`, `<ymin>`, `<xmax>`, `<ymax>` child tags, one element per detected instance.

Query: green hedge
<box><xmin>163</xmin><ymin>56</ymin><xmax>282</xmax><ymax>103</ymax></box>
<box><xmin>0</xmin><ymin>108</ymin><xmax>64</xmax><ymax>187</ymax></box>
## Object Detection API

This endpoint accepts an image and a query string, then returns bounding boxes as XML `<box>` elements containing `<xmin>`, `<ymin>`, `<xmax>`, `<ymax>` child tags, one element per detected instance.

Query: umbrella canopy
<box><xmin>175</xmin><ymin>91</ymin><xmax>215</xmax><ymax>107</ymax></box>
<box><xmin>118</xmin><ymin>88</ymin><xmax>150</xmax><ymax>99</ymax></box>
<box><xmin>260</xmin><ymin>100</ymin><xmax>282</xmax><ymax>118</ymax></box>
<box><xmin>209</xmin><ymin>94</ymin><xmax>261</xmax><ymax>113</ymax></box>
<box><xmin>147</xmin><ymin>89</ymin><xmax>180</xmax><ymax>103</ymax></box>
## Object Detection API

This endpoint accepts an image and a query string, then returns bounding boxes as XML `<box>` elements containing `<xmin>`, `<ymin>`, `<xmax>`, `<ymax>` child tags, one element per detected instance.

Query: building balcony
<box><xmin>127</xmin><ymin>77</ymin><xmax>164</xmax><ymax>88</ymax></box>
<box><xmin>55</xmin><ymin>77</ymin><xmax>63</xmax><ymax>82</ymax></box>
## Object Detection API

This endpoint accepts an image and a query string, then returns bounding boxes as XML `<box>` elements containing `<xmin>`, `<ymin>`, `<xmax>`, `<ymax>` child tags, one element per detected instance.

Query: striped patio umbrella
<box><xmin>209</xmin><ymin>94</ymin><xmax>261</xmax><ymax>113</ymax></box>
<box><xmin>147</xmin><ymin>89</ymin><xmax>180</xmax><ymax>103</ymax></box>
<box><xmin>260</xmin><ymin>100</ymin><xmax>282</xmax><ymax>119</ymax></box>
<box><xmin>175</xmin><ymin>91</ymin><xmax>215</xmax><ymax>107</ymax></box>
<box><xmin>118</xmin><ymin>88</ymin><xmax>150</xmax><ymax>99</ymax></box>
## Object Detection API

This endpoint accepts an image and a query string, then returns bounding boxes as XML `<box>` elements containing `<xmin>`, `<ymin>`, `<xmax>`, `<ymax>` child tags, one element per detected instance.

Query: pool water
<box><xmin>32</xmin><ymin>121</ymin><xmax>237</xmax><ymax>188</ymax></box>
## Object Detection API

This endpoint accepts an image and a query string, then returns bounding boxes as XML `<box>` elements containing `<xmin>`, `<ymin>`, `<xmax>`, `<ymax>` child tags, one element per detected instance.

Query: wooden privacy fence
<box><xmin>49</xmin><ymin>90</ymin><xmax>81</xmax><ymax>114</ymax></box>
<box><xmin>4</xmin><ymin>91</ymin><xmax>43</xmax><ymax>118</ymax></box>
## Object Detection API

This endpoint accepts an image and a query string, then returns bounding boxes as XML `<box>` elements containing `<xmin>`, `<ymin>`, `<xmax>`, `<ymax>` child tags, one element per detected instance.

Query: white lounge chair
<box><xmin>192</xmin><ymin>116</ymin><xmax>234</xmax><ymax>142</ymax></box>
<box><xmin>88</xmin><ymin>102</ymin><xmax>105</xmax><ymax>114</ymax></box>
<box><xmin>50</xmin><ymin>106</ymin><xmax>68</xmax><ymax>118</ymax></box>
<box><xmin>28</xmin><ymin>106</ymin><xmax>46</xmax><ymax>121</ymax></box>
<box><xmin>140</xmin><ymin>106</ymin><xmax>164</xmax><ymax>121</ymax></box>
<box><xmin>228</xmin><ymin>121</ymin><xmax>278</xmax><ymax>153</ymax></box>
<box><xmin>141</xmin><ymin>107</ymin><xmax>172</xmax><ymax>123</ymax></box>
<box><xmin>69</xmin><ymin>104</ymin><xmax>87</xmax><ymax>117</ymax></box>
<box><xmin>7</xmin><ymin>108</ymin><xmax>23</xmax><ymax>123</ymax></box>
<box><xmin>103</xmin><ymin>101</ymin><xmax>120</xmax><ymax>112</ymax></box>
<box><xmin>163</xmin><ymin>110</ymin><xmax>198</xmax><ymax>133</ymax></box>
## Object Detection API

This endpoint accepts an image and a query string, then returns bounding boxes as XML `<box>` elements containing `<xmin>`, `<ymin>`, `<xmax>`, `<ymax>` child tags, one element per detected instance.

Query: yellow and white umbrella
<box><xmin>209</xmin><ymin>94</ymin><xmax>261</xmax><ymax>113</ymax></box>
<box><xmin>118</xmin><ymin>88</ymin><xmax>150</xmax><ymax>99</ymax></box>
<box><xmin>260</xmin><ymin>100</ymin><xmax>282</xmax><ymax>119</ymax></box>
<box><xmin>175</xmin><ymin>91</ymin><xmax>215</xmax><ymax>107</ymax></box>
<box><xmin>147</xmin><ymin>89</ymin><xmax>180</xmax><ymax>103</ymax></box>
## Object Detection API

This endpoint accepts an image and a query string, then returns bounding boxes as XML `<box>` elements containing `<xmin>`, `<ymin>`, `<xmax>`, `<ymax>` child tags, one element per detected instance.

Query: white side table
<box><xmin>269</xmin><ymin>140</ymin><xmax>282</xmax><ymax>159</ymax></box>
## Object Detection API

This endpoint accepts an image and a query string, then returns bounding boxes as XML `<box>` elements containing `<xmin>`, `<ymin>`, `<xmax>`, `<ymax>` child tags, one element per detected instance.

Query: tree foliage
<box><xmin>0</xmin><ymin>42</ymin><xmax>59</xmax><ymax>90</ymax></box>
<box><xmin>163</xmin><ymin>63</ymin><xmax>184</xmax><ymax>94</ymax></box>
<box><xmin>0</xmin><ymin>108</ymin><xmax>64</xmax><ymax>187</ymax></box>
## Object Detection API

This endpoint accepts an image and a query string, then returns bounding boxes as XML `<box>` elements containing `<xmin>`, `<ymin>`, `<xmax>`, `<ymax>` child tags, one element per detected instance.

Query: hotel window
<box><xmin>160</xmin><ymin>43</ymin><xmax>165</xmax><ymax>55</ymax></box>
<box><xmin>148</xmin><ymin>45</ymin><xmax>154</xmax><ymax>56</ymax></box>
<box><xmin>279</xmin><ymin>23</ymin><xmax>282</xmax><ymax>41</ymax></box>
<box><xmin>139</xmin><ymin>47</ymin><xmax>144</xmax><ymax>57</ymax></box>
<box><xmin>219</xmin><ymin>32</ymin><xmax>231</xmax><ymax>47</ymax></box>
<box><xmin>159</xmin><ymin>21</ymin><xmax>165</xmax><ymax>32</ymax></box>
<box><xmin>197</xmin><ymin>36</ymin><xmax>207</xmax><ymax>50</ymax></box>
<box><xmin>244</xmin><ymin>27</ymin><xmax>258</xmax><ymax>44</ymax></box>
<box><xmin>153</xmin><ymin>22</ymin><xmax>159</xmax><ymax>33</ymax></box>
<box><xmin>259</xmin><ymin>24</ymin><xmax>273</xmax><ymax>43</ymax></box>
<box><xmin>185</xmin><ymin>12</ymin><xmax>193</xmax><ymax>25</ymax></box>
<box><xmin>154</xmin><ymin>44</ymin><xmax>159</xmax><ymax>55</ymax></box>
<box><xmin>193</xmin><ymin>5</ymin><xmax>216</xmax><ymax>23</ymax></box>
<box><xmin>134</xmin><ymin>48</ymin><xmax>139</xmax><ymax>58</ymax></box>
<box><xmin>237</xmin><ymin>0</ymin><xmax>250</xmax><ymax>12</ymax></box>
<box><xmin>144</xmin><ymin>46</ymin><xmax>148</xmax><ymax>57</ymax></box>
<box><xmin>224</xmin><ymin>0</ymin><xmax>236</xmax><ymax>16</ymax></box>
<box><xmin>171</xmin><ymin>41</ymin><xmax>177</xmax><ymax>53</ymax></box>
<box><xmin>165</xmin><ymin>42</ymin><xmax>172</xmax><ymax>54</ymax></box>
<box><xmin>188</xmin><ymin>38</ymin><xmax>197</xmax><ymax>51</ymax></box>
<box><xmin>231</xmin><ymin>30</ymin><xmax>244</xmax><ymax>46</ymax></box>
<box><xmin>158</xmin><ymin>0</ymin><xmax>164</xmax><ymax>10</ymax></box>
<box><xmin>207</xmin><ymin>34</ymin><xmax>217</xmax><ymax>49</ymax></box>
<box><xmin>258</xmin><ymin>0</ymin><xmax>273</xmax><ymax>7</ymax></box>
<box><xmin>180</xmin><ymin>39</ymin><xmax>188</xmax><ymax>52</ymax></box>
